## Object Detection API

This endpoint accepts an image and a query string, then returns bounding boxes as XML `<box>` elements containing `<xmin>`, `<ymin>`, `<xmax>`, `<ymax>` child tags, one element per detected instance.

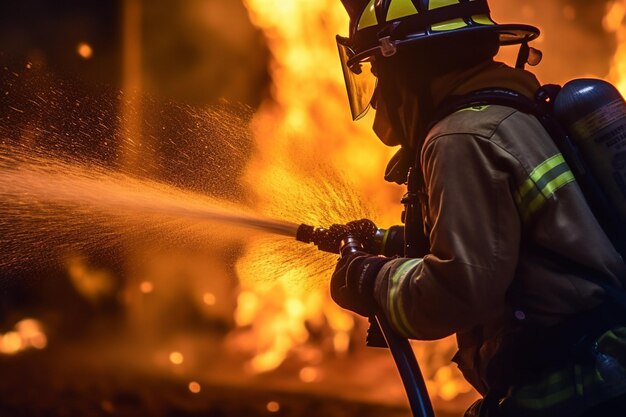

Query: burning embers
<box><xmin>0</xmin><ymin>318</ymin><xmax>47</xmax><ymax>355</ymax></box>
<box><xmin>605</xmin><ymin>0</ymin><xmax>626</xmax><ymax>94</ymax></box>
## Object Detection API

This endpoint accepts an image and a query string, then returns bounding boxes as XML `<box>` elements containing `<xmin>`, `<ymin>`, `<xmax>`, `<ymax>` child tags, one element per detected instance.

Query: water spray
<box><xmin>1</xmin><ymin>66</ymin><xmax>433</xmax><ymax>415</ymax></box>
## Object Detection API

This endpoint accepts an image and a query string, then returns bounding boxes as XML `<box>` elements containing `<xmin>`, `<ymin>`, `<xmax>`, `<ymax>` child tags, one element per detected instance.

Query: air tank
<box><xmin>553</xmin><ymin>79</ymin><xmax>626</xmax><ymax>221</ymax></box>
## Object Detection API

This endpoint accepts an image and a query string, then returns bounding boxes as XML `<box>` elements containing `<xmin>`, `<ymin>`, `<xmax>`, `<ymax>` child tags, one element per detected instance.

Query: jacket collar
<box><xmin>430</xmin><ymin>60</ymin><xmax>541</xmax><ymax>109</ymax></box>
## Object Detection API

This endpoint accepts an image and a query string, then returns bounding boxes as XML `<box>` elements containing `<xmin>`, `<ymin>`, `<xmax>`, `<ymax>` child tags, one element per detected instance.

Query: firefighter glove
<box><xmin>330</xmin><ymin>251</ymin><xmax>389</xmax><ymax>317</ymax></box>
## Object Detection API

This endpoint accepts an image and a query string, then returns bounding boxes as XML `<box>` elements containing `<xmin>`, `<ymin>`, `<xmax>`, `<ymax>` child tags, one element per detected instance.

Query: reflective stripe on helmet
<box><xmin>429</xmin><ymin>0</ymin><xmax>460</xmax><ymax>10</ymax></box>
<box><xmin>387</xmin><ymin>0</ymin><xmax>419</xmax><ymax>21</ymax></box>
<box><xmin>432</xmin><ymin>18</ymin><xmax>468</xmax><ymax>32</ymax></box>
<box><xmin>357</xmin><ymin>0</ymin><xmax>378</xmax><ymax>30</ymax></box>
<box><xmin>429</xmin><ymin>0</ymin><xmax>468</xmax><ymax>31</ymax></box>
<box><xmin>472</xmin><ymin>14</ymin><xmax>496</xmax><ymax>26</ymax></box>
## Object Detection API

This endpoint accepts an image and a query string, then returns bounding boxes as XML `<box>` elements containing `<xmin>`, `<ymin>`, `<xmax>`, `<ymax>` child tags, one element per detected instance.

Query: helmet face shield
<box><xmin>337</xmin><ymin>36</ymin><xmax>377</xmax><ymax>121</ymax></box>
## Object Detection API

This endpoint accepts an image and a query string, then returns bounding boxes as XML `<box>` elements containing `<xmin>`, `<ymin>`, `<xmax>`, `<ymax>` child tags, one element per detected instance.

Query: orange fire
<box><xmin>76</xmin><ymin>42</ymin><xmax>94</xmax><ymax>60</ymax></box>
<box><xmin>236</xmin><ymin>0</ymin><xmax>384</xmax><ymax>375</ymax></box>
<box><xmin>238</xmin><ymin>0</ymin><xmax>472</xmax><ymax>405</ymax></box>
<box><xmin>0</xmin><ymin>318</ymin><xmax>47</xmax><ymax>355</ymax></box>
<box><xmin>605</xmin><ymin>0</ymin><xmax>626</xmax><ymax>95</ymax></box>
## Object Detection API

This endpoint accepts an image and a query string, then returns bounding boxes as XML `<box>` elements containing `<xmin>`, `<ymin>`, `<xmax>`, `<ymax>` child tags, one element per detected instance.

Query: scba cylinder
<box><xmin>553</xmin><ymin>78</ymin><xmax>626</xmax><ymax>221</ymax></box>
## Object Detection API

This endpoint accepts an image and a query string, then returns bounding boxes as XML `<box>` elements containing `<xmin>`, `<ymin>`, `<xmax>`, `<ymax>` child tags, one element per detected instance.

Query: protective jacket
<box><xmin>372</xmin><ymin>62</ymin><xmax>626</xmax><ymax>415</ymax></box>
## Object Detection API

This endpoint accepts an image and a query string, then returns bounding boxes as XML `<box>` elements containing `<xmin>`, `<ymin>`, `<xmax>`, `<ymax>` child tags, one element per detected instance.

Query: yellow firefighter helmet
<box><xmin>337</xmin><ymin>0</ymin><xmax>540</xmax><ymax>119</ymax></box>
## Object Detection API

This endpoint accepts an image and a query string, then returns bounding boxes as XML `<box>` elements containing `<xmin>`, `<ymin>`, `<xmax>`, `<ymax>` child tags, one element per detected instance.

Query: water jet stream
<box><xmin>0</xmin><ymin>153</ymin><xmax>300</xmax><ymax>270</ymax></box>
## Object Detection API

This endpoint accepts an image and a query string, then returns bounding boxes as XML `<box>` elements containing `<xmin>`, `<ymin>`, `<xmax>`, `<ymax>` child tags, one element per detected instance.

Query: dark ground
<box><xmin>0</xmin><ymin>337</ymin><xmax>463</xmax><ymax>417</ymax></box>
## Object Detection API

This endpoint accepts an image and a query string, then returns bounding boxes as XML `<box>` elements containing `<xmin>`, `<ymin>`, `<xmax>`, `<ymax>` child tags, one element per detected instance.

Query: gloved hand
<box><xmin>330</xmin><ymin>249</ymin><xmax>390</xmax><ymax>316</ymax></box>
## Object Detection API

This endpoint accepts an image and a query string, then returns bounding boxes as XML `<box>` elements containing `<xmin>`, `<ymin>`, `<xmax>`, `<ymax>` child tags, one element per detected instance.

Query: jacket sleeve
<box><xmin>373</xmin><ymin>133</ymin><xmax>522</xmax><ymax>340</ymax></box>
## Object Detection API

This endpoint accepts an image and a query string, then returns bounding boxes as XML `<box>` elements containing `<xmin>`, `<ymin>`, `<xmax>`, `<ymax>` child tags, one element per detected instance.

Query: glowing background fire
<box><xmin>606</xmin><ymin>0</ymin><xmax>626</xmax><ymax>94</ymax></box>
<box><xmin>237</xmin><ymin>0</ymin><xmax>626</xmax><ymax>405</ymax></box>
<box><xmin>1</xmin><ymin>1</ymin><xmax>626</xmax><ymax>415</ymax></box>
<box><xmin>236</xmin><ymin>0</ymin><xmax>469</xmax><ymax>403</ymax></box>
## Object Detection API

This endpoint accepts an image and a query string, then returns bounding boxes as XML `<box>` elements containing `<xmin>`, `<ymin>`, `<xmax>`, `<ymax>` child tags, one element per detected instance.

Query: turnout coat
<box><xmin>372</xmin><ymin>62</ymin><xmax>626</xmax><ymax>415</ymax></box>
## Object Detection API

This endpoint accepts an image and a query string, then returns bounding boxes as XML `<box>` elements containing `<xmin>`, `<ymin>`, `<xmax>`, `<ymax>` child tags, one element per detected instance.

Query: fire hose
<box><xmin>296</xmin><ymin>224</ymin><xmax>435</xmax><ymax>417</ymax></box>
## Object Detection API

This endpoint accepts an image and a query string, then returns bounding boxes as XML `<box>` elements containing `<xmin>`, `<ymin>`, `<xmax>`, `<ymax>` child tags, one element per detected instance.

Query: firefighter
<box><xmin>330</xmin><ymin>1</ymin><xmax>626</xmax><ymax>416</ymax></box>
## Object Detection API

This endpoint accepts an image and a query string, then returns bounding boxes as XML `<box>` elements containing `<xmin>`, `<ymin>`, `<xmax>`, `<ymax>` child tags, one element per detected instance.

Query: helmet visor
<box><xmin>336</xmin><ymin>36</ymin><xmax>377</xmax><ymax>121</ymax></box>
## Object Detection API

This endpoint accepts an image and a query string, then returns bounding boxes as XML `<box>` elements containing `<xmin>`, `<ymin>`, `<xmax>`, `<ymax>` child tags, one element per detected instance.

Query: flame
<box><xmin>236</xmin><ymin>0</ymin><xmax>386</xmax><ymax>375</ymax></box>
<box><xmin>140</xmin><ymin>281</ymin><xmax>155</xmax><ymax>294</ymax></box>
<box><xmin>0</xmin><ymin>318</ymin><xmax>47</xmax><ymax>355</ymax></box>
<box><xmin>188</xmin><ymin>381</ymin><xmax>201</xmax><ymax>394</ymax></box>
<box><xmin>67</xmin><ymin>256</ymin><xmax>116</xmax><ymax>304</ymax></box>
<box><xmin>605</xmin><ymin>0</ymin><xmax>626</xmax><ymax>95</ymax></box>
<box><xmin>169</xmin><ymin>351</ymin><xmax>184</xmax><ymax>365</ymax></box>
<box><xmin>266</xmin><ymin>401</ymin><xmax>281</xmax><ymax>413</ymax></box>
<box><xmin>237</xmin><ymin>0</ymin><xmax>473</xmax><ymax>404</ymax></box>
<box><xmin>77</xmin><ymin>42</ymin><xmax>93</xmax><ymax>60</ymax></box>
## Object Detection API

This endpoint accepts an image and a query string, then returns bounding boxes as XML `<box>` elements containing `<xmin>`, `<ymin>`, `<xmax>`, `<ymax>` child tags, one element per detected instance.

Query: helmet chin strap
<box><xmin>516</xmin><ymin>42</ymin><xmax>530</xmax><ymax>69</ymax></box>
<box><xmin>516</xmin><ymin>41</ymin><xmax>543</xmax><ymax>70</ymax></box>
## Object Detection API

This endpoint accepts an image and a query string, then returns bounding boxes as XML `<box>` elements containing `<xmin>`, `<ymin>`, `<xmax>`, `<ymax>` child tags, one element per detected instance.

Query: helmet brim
<box><xmin>348</xmin><ymin>23</ymin><xmax>540</xmax><ymax>67</ymax></box>
<box><xmin>489</xmin><ymin>23</ymin><xmax>541</xmax><ymax>45</ymax></box>
<box><xmin>337</xmin><ymin>22</ymin><xmax>540</xmax><ymax>121</ymax></box>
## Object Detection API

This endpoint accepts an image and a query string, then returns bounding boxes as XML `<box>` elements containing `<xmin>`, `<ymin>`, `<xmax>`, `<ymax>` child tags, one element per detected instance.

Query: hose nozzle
<box><xmin>296</xmin><ymin>220</ymin><xmax>402</xmax><ymax>256</ymax></box>
<box><xmin>296</xmin><ymin>223</ymin><xmax>348</xmax><ymax>254</ymax></box>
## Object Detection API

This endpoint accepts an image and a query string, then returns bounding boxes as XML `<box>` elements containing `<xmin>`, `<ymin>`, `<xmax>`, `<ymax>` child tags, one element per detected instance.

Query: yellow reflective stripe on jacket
<box><xmin>514</xmin><ymin>154</ymin><xmax>576</xmax><ymax>220</ymax></box>
<box><xmin>358</xmin><ymin>0</ymin><xmax>378</xmax><ymax>30</ymax></box>
<box><xmin>511</xmin><ymin>365</ymin><xmax>603</xmax><ymax>410</ymax></box>
<box><xmin>387</xmin><ymin>0</ymin><xmax>418</xmax><ymax>21</ymax></box>
<box><xmin>507</xmin><ymin>327</ymin><xmax>626</xmax><ymax>413</ymax></box>
<box><xmin>457</xmin><ymin>105</ymin><xmax>490</xmax><ymax>113</ymax></box>
<box><xmin>512</xmin><ymin>368</ymin><xmax>576</xmax><ymax>409</ymax></box>
<box><xmin>387</xmin><ymin>259</ymin><xmax>422</xmax><ymax>337</ymax></box>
